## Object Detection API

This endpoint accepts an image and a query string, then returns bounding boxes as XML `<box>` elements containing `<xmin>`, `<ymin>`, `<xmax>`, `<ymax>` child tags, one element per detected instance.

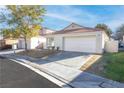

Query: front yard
<box><xmin>85</xmin><ymin>52</ymin><xmax>124</xmax><ymax>83</ymax></box>
<box><xmin>17</xmin><ymin>49</ymin><xmax>124</xmax><ymax>83</ymax></box>
<box><xmin>17</xmin><ymin>49</ymin><xmax>60</xmax><ymax>58</ymax></box>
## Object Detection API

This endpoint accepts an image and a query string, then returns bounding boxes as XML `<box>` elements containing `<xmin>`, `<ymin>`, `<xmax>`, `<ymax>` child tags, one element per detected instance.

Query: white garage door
<box><xmin>64</xmin><ymin>36</ymin><xmax>96</xmax><ymax>53</ymax></box>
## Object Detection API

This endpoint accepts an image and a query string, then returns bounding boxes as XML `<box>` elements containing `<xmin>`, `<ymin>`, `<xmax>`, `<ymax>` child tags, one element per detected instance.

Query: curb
<box><xmin>7</xmin><ymin>57</ymin><xmax>73</xmax><ymax>88</ymax></box>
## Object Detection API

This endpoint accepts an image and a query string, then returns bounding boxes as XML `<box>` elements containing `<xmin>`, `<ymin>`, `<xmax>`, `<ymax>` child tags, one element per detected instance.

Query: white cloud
<box><xmin>45</xmin><ymin>13</ymin><xmax>75</xmax><ymax>22</ymax></box>
<box><xmin>45</xmin><ymin>6</ymin><xmax>124</xmax><ymax>31</ymax></box>
<box><xmin>45</xmin><ymin>5</ymin><xmax>100</xmax><ymax>26</ymax></box>
<box><xmin>106</xmin><ymin>18</ymin><xmax>124</xmax><ymax>31</ymax></box>
<box><xmin>105</xmin><ymin>6</ymin><xmax>124</xmax><ymax>31</ymax></box>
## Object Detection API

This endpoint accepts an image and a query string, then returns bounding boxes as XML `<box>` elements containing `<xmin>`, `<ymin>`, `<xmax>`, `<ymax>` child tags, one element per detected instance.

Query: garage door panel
<box><xmin>64</xmin><ymin>36</ymin><xmax>96</xmax><ymax>53</ymax></box>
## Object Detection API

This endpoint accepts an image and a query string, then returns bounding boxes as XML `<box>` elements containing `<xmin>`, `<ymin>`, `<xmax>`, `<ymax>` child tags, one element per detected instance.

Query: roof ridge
<box><xmin>61</xmin><ymin>22</ymin><xmax>84</xmax><ymax>31</ymax></box>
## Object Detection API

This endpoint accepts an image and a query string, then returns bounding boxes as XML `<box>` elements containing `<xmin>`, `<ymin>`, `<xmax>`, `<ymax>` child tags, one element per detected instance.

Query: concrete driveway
<box><xmin>37</xmin><ymin>51</ymin><xmax>92</xmax><ymax>69</ymax></box>
<box><xmin>0</xmin><ymin>50</ymin><xmax>91</xmax><ymax>69</ymax></box>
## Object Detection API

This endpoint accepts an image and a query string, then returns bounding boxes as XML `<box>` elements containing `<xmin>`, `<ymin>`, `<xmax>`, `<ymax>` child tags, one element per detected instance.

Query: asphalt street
<box><xmin>0</xmin><ymin>56</ymin><xmax>60</xmax><ymax>88</ymax></box>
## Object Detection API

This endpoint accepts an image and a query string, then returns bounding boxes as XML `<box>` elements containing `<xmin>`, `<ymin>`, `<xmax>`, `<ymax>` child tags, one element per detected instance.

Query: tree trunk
<box><xmin>24</xmin><ymin>37</ymin><xmax>28</xmax><ymax>51</ymax></box>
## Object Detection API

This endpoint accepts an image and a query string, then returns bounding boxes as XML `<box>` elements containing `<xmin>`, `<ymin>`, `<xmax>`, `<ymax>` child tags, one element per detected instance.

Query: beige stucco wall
<box><xmin>5</xmin><ymin>39</ymin><xmax>18</xmax><ymax>45</ymax></box>
<box><xmin>105</xmin><ymin>40</ymin><xmax>118</xmax><ymax>53</ymax></box>
<box><xmin>45</xmin><ymin>36</ymin><xmax>63</xmax><ymax>50</ymax></box>
<box><xmin>54</xmin><ymin>36</ymin><xmax>63</xmax><ymax>50</ymax></box>
<box><xmin>96</xmin><ymin>32</ymin><xmax>103</xmax><ymax>53</ymax></box>
<box><xmin>63</xmin><ymin>23</ymin><xmax>83</xmax><ymax>30</ymax></box>
<box><xmin>102</xmin><ymin>31</ymin><xmax>109</xmax><ymax>51</ymax></box>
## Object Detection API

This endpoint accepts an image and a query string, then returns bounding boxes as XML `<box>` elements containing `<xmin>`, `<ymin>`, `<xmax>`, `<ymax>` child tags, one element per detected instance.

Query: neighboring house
<box><xmin>45</xmin><ymin>23</ymin><xmax>109</xmax><ymax>54</ymax></box>
<box><xmin>18</xmin><ymin>28</ymin><xmax>54</xmax><ymax>49</ymax></box>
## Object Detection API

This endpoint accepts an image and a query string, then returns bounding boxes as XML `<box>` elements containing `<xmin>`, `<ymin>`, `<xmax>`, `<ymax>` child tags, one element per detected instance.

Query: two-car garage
<box><xmin>64</xmin><ymin>36</ymin><xmax>97</xmax><ymax>53</ymax></box>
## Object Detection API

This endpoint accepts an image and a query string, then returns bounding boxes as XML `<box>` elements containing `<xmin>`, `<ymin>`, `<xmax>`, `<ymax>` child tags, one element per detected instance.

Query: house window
<box><xmin>47</xmin><ymin>37</ymin><xmax>54</xmax><ymax>46</ymax></box>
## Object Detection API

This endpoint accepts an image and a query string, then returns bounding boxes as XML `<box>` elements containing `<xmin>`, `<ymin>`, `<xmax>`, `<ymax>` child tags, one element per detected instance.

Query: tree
<box><xmin>1</xmin><ymin>28</ymin><xmax>20</xmax><ymax>39</ymax></box>
<box><xmin>0</xmin><ymin>5</ymin><xmax>45</xmax><ymax>50</ymax></box>
<box><xmin>95</xmin><ymin>24</ymin><xmax>112</xmax><ymax>37</ymax></box>
<box><xmin>116</xmin><ymin>24</ymin><xmax>124</xmax><ymax>40</ymax></box>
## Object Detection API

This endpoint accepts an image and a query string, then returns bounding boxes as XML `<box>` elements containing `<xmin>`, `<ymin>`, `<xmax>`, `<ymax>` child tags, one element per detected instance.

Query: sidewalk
<box><xmin>2</xmin><ymin>54</ymin><xmax>124</xmax><ymax>88</ymax></box>
<box><xmin>0</xmin><ymin>49</ymin><xmax>24</xmax><ymax>55</ymax></box>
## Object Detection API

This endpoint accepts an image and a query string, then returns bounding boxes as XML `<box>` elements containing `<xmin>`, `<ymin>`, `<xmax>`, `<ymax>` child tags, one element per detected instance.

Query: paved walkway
<box><xmin>1</xmin><ymin>53</ymin><xmax>124</xmax><ymax>88</ymax></box>
<box><xmin>40</xmin><ymin>51</ymin><xmax>91</xmax><ymax>69</ymax></box>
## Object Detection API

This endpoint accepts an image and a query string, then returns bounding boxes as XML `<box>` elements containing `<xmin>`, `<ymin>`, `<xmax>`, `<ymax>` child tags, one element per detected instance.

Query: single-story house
<box><xmin>18</xmin><ymin>28</ymin><xmax>54</xmax><ymax>49</ymax></box>
<box><xmin>45</xmin><ymin>23</ymin><xmax>109</xmax><ymax>54</ymax></box>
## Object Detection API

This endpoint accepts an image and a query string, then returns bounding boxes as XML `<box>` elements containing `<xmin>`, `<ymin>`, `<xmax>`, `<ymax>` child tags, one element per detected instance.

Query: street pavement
<box><xmin>0</xmin><ymin>57</ymin><xmax>60</xmax><ymax>88</ymax></box>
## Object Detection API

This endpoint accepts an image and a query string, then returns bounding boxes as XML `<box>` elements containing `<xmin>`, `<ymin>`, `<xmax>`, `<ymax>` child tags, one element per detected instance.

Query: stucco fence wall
<box><xmin>105</xmin><ymin>40</ymin><xmax>118</xmax><ymax>53</ymax></box>
<box><xmin>123</xmin><ymin>36</ymin><xmax>124</xmax><ymax>44</ymax></box>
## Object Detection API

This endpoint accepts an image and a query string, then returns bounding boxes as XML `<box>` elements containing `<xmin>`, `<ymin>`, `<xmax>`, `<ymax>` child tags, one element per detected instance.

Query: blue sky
<box><xmin>42</xmin><ymin>5</ymin><xmax>124</xmax><ymax>31</ymax></box>
<box><xmin>0</xmin><ymin>5</ymin><xmax>124</xmax><ymax>32</ymax></box>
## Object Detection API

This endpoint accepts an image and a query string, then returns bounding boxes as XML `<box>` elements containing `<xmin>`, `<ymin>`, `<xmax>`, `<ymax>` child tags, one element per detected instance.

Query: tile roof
<box><xmin>45</xmin><ymin>27</ymin><xmax>103</xmax><ymax>35</ymax></box>
<box><xmin>44</xmin><ymin>23</ymin><xmax>104</xmax><ymax>36</ymax></box>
